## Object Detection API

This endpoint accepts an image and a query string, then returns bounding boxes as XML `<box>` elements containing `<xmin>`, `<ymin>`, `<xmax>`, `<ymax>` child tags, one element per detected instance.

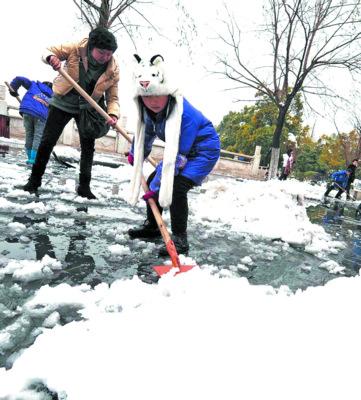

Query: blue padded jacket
<box><xmin>10</xmin><ymin>76</ymin><xmax>53</xmax><ymax>121</ymax></box>
<box><xmin>133</xmin><ymin>97</ymin><xmax>220</xmax><ymax>185</ymax></box>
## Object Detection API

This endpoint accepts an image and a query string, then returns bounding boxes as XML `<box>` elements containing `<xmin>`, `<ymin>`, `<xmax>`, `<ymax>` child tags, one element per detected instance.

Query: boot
<box><xmin>128</xmin><ymin>220</ymin><xmax>161</xmax><ymax>239</ymax></box>
<box><xmin>77</xmin><ymin>171</ymin><xmax>96</xmax><ymax>199</ymax></box>
<box><xmin>22</xmin><ymin>177</ymin><xmax>41</xmax><ymax>194</ymax></box>
<box><xmin>77</xmin><ymin>184</ymin><xmax>97</xmax><ymax>200</ymax></box>
<box><xmin>158</xmin><ymin>233</ymin><xmax>189</xmax><ymax>256</ymax></box>
<box><xmin>28</xmin><ymin>149</ymin><xmax>37</xmax><ymax>165</ymax></box>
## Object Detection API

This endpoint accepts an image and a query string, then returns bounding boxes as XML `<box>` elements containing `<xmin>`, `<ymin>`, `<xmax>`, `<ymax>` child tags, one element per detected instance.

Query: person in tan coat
<box><xmin>22</xmin><ymin>27</ymin><xmax>120</xmax><ymax>199</ymax></box>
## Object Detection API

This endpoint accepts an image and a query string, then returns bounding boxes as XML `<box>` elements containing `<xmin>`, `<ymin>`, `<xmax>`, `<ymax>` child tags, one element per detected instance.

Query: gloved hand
<box><xmin>142</xmin><ymin>190</ymin><xmax>157</xmax><ymax>201</ymax></box>
<box><xmin>9</xmin><ymin>90</ymin><xmax>19</xmax><ymax>98</ymax></box>
<box><xmin>126</xmin><ymin>152</ymin><xmax>134</xmax><ymax>165</ymax></box>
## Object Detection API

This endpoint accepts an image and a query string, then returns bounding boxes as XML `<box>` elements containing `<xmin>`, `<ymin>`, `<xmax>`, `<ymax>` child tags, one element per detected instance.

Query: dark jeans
<box><xmin>23</xmin><ymin>114</ymin><xmax>46</xmax><ymax>151</ymax></box>
<box><xmin>146</xmin><ymin>171</ymin><xmax>195</xmax><ymax>235</ymax></box>
<box><xmin>325</xmin><ymin>183</ymin><xmax>343</xmax><ymax>198</ymax></box>
<box><xmin>29</xmin><ymin>105</ymin><xmax>95</xmax><ymax>186</ymax></box>
<box><xmin>336</xmin><ymin>180</ymin><xmax>352</xmax><ymax>199</ymax></box>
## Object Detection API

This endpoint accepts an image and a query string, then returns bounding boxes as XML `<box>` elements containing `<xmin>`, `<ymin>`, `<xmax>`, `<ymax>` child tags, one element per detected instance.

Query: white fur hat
<box><xmin>129</xmin><ymin>54</ymin><xmax>183</xmax><ymax>208</ymax></box>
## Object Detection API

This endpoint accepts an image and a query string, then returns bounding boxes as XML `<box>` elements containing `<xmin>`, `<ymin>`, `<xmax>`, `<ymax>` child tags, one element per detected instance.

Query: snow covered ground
<box><xmin>0</xmin><ymin>139</ymin><xmax>360</xmax><ymax>399</ymax></box>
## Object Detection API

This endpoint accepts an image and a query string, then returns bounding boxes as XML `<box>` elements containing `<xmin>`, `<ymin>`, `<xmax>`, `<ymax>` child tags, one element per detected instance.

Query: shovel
<box><xmin>57</xmin><ymin>67</ymin><xmax>194</xmax><ymax>276</ymax></box>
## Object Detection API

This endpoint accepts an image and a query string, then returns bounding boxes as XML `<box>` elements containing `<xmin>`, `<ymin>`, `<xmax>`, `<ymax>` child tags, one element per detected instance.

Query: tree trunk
<box><xmin>267</xmin><ymin>106</ymin><xmax>287</xmax><ymax>179</ymax></box>
<box><xmin>268</xmin><ymin>147</ymin><xmax>280</xmax><ymax>179</ymax></box>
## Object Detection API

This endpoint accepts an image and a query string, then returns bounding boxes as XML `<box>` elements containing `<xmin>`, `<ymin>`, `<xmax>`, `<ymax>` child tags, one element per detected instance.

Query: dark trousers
<box><xmin>336</xmin><ymin>181</ymin><xmax>352</xmax><ymax>199</ymax></box>
<box><xmin>279</xmin><ymin>168</ymin><xmax>289</xmax><ymax>180</ymax></box>
<box><xmin>146</xmin><ymin>171</ymin><xmax>194</xmax><ymax>235</ymax></box>
<box><xmin>325</xmin><ymin>183</ymin><xmax>343</xmax><ymax>198</ymax></box>
<box><xmin>30</xmin><ymin>105</ymin><xmax>95</xmax><ymax>186</ymax></box>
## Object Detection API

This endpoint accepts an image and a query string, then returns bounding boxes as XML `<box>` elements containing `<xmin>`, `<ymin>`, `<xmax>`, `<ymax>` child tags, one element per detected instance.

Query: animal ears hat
<box><xmin>129</xmin><ymin>54</ymin><xmax>183</xmax><ymax>208</ymax></box>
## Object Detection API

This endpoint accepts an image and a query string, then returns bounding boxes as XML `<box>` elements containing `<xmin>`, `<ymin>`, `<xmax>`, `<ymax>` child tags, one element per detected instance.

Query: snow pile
<box><xmin>0</xmin><ymin>255</ymin><xmax>62</xmax><ymax>282</ymax></box>
<box><xmin>0</xmin><ymin>268</ymin><xmax>360</xmax><ymax>400</ymax></box>
<box><xmin>192</xmin><ymin>178</ymin><xmax>343</xmax><ymax>255</ymax></box>
<box><xmin>0</xmin><ymin>198</ymin><xmax>50</xmax><ymax>215</ymax></box>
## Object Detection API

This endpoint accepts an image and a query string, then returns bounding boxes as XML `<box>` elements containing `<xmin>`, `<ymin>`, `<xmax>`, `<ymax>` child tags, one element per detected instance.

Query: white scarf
<box><xmin>129</xmin><ymin>94</ymin><xmax>183</xmax><ymax>208</ymax></box>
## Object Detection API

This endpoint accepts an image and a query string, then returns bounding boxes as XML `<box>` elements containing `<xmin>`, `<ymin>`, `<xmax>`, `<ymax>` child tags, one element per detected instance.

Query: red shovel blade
<box><xmin>153</xmin><ymin>265</ymin><xmax>194</xmax><ymax>276</ymax></box>
<box><xmin>153</xmin><ymin>240</ymin><xmax>195</xmax><ymax>276</ymax></box>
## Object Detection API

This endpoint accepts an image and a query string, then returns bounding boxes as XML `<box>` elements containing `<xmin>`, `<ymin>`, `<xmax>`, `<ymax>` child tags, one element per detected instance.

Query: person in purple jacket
<box><xmin>127</xmin><ymin>54</ymin><xmax>220</xmax><ymax>255</ymax></box>
<box><xmin>9</xmin><ymin>77</ymin><xmax>53</xmax><ymax>164</ymax></box>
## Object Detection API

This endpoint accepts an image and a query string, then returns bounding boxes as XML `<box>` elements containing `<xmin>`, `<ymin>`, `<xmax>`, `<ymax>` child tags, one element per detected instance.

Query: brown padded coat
<box><xmin>42</xmin><ymin>38</ymin><xmax>120</xmax><ymax>117</ymax></box>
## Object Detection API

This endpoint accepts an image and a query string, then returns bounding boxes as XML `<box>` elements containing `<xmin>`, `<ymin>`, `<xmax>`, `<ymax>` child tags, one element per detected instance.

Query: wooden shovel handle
<box><xmin>58</xmin><ymin>67</ymin><xmax>157</xmax><ymax>167</ymax></box>
<box><xmin>4</xmin><ymin>81</ymin><xmax>21</xmax><ymax>103</ymax></box>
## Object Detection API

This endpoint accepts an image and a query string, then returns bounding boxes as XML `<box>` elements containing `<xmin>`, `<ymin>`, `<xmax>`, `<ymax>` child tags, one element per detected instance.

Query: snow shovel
<box><xmin>57</xmin><ymin>67</ymin><xmax>194</xmax><ymax>276</ymax></box>
<box><xmin>3</xmin><ymin>81</ymin><xmax>73</xmax><ymax>168</ymax></box>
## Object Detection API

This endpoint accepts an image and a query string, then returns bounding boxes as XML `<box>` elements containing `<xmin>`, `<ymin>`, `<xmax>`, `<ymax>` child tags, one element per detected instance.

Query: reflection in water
<box><xmin>7</xmin><ymin>207</ymin><xmax>95</xmax><ymax>284</ymax></box>
<box><xmin>350</xmin><ymin>207</ymin><xmax>361</xmax><ymax>273</ymax></box>
<box><xmin>64</xmin><ymin>207</ymin><xmax>95</xmax><ymax>283</ymax></box>
<box><xmin>322</xmin><ymin>203</ymin><xmax>345</xmax><ymax>226</ymax></box>
<box><xmin>310</xmin><ymin>202</ymin><xmax>361</xmax><ymax>275</ymax></box>
<box><xmin>0</xmin><ymin>144</ymin><xmax>9</xmax><ymax>156</ymax></box>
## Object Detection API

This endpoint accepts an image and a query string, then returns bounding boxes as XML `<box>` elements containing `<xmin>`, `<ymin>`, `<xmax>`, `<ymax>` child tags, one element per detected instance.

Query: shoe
<box><xmin>27</xmin><ymin>149</ymin><xmax>37</xmax><ymax>165</ymax></box>
<box><xmin>128</xmin><ymin>220</ymin><xmax>161</xmax><ymax>238</ymax></box>
<box><xmin>77</xmin><ymin>185</ymin><xmax>97</xmax><ymax>200</ymax></box>
<box><xmin>158</xmin><ymin>233</ymin><xmax>189</xmax><ymax>256</ymax></box>
<box><xmin>22</xmin><ymin>179</ymin><xmax>40</xmax><ymax>194</ymax></box>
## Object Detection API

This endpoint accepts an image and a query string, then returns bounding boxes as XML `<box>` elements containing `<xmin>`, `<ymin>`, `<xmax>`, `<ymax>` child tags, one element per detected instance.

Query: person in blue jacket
<box><xmin>324</xmin><ymin>168</ymin><xmax>352</xmax><ymax>199</ymax></box>
<box><xmin>127</xmin><ymin>54</ymin><xmax>220</xmax><ymax>255</ymax></box>
<box><xmin>9</xmin><ymin>77</ymin><xmax>53</xmax><ymax>164</ymax></box>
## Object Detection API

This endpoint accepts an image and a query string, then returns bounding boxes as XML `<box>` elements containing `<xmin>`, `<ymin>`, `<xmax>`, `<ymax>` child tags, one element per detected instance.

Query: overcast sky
<box><xmin>0</xmin><ymin>0</ymin><xmax>356</xmax><ymax>135</ymax></box>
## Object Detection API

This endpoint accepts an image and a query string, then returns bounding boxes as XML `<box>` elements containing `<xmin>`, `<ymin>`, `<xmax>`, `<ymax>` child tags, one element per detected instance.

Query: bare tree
<box><xmin>215</xmin><ymin>0</ymin><xmax>361</xmax><ymax>178</ymax></box>
<box><xmin>351</xmin><ymin>117</ymin><xmax>361</xmax><ymax>161</ymax></box>
<box><xmin>73</xmin><ymin>0</ymin><xmax>197</xmax><ymax>55</ymax></box>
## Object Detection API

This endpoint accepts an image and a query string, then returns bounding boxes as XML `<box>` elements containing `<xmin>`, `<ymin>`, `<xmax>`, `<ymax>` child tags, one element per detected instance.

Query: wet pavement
<box><xmin>1</xmin><ymin>144</ymin><xmax>361</xmax><ymax>367</ymax></box>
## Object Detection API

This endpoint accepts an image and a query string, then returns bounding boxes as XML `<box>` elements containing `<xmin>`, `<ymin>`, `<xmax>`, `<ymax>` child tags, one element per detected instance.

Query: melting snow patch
<box><xmin>108</xmin><ymin>244</ymin><xmax>131</xmax><ymax>256</ymax></box>
<box><xmin>7</xmin><ymin>222</ymin><xmax>27</xmax><ymax>235</ymax></box>
<box><xmin>0</xmin><ymin>256</ymin><xmax>62</xmax><ymax>282</ymax></box>
<box><xmin>318</xmin><ymin>260</ymin><xmax>345</xmax><ymax>274</ymax></box>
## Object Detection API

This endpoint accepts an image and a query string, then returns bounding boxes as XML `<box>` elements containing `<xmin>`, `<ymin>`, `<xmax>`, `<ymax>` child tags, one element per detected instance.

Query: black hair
<box><xmin>42</xmin><ymin>81</ymin><xmax>53</xmax><ymax>89</ymax></box>
<box><xmin>88</xmin><ymin>27</ymin><xmax>117</xmax><ymax>52</ymax></box>
<box><xmin>286</xmin><ymin>148</ymin><xmax>293</xmax><ymax>156</ymax></box>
